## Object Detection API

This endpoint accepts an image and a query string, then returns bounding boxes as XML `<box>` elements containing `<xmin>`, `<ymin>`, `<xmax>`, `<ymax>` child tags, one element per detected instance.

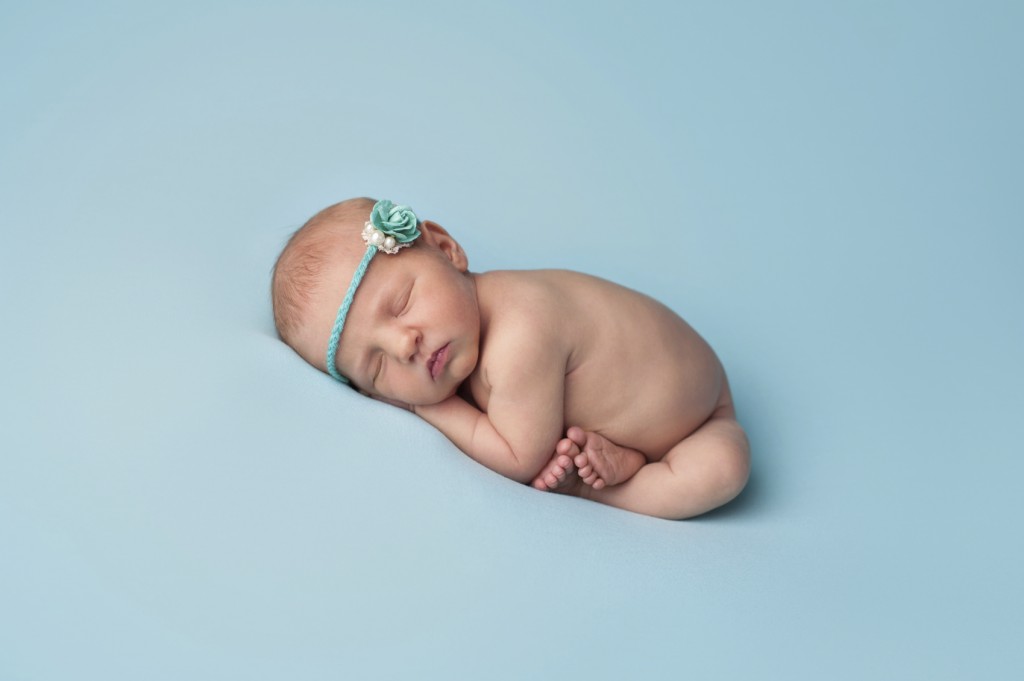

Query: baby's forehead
<box><xmin>348</xmin><ymin>249</ymin><xmax>419</xmax><ymax>305</ymax></box>
<box><xmin>320</xmin><ymin>228</ymin><xmax>415</xmax><ymax>309</ymax></box>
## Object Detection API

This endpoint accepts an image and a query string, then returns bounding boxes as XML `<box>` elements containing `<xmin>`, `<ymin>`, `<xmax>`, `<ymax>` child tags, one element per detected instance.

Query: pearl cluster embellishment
<box><xmin>362</xmin><ymin>221</ymin><xmax>407</xmax><ymax>255</ymax></box>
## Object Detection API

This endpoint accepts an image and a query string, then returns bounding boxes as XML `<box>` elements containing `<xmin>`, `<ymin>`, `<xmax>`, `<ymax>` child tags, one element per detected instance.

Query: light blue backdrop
<box><xmin>2</xmin><ymin>1</ymin><xmax>1021</xmax><ymax>679</ymax></box>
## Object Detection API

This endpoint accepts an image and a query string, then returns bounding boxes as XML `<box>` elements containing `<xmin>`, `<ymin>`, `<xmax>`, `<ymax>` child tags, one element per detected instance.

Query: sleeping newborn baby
<box><xmin>271</xmin><ymin>197</ymin><xmax>750</xmax><ymax>519</ymax></box>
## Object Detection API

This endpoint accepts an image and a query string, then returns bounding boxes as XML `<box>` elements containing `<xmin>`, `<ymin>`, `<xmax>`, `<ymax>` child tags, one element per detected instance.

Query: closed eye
<box><xmin>396</xmin><ymin>281</ymin><xmax>413</xmax><ymax>316</ymax></box>
<box><xmin>373</xmin><ymin>353</ymin><xmax>383</xmax><ymax>387</ymax></box>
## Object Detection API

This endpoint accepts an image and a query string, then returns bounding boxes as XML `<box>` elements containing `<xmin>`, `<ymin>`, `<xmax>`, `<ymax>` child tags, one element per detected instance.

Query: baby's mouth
<box><xmin>428</xmin><ymin>343</ymin><xmax>450</xmax><ymax>380</ymax></box>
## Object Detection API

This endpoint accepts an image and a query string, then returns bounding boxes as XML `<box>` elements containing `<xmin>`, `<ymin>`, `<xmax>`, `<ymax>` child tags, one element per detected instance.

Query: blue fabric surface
<box><xmin>2</xmin><ymin>2</ymin><xmax>1022</xmax><ymax>679</ymax></box>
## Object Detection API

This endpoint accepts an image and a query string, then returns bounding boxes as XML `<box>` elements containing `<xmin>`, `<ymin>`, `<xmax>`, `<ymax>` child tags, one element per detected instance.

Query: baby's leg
<box><xmin>582</xmin><ymin>384</ymin><xmax>750</xmax><ymax>520</ymax></box>
<box><xmin>568</xmin><ymin>427</ymin><xmax>647</xmax><ymax>489</ymax></box>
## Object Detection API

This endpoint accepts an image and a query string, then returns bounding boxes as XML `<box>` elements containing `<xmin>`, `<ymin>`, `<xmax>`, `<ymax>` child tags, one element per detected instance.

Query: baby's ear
<box><xmin>420</xmin><ymin>220</ymin><xmax>469</xmax><ymax>272</ymax></box>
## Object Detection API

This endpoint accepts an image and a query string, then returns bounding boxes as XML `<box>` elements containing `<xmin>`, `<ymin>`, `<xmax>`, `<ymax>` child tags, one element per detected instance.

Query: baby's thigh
<box><xmin>634</xmin><ymin>360</ymin><xmax>728</xmax><ymax>461</ymax></box>
<box><xmin>661</xmin><ymin>404</ymin><xmax>751</xmax><ymax>512</ymax></box>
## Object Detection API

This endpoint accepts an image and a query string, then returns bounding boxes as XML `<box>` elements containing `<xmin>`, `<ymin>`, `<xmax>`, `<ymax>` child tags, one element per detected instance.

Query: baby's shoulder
<box><xmin>476</xmin><ymin>270</ymin><xmax>574</xmax><ymax>357</ymax></box>
<box><xmin>477</xmin><ymin>269</ymin><xmax>579</xmax><ymax>325</ymax></box>
<box><xmin>482</xmin><ymin>268</ymin><xmax>632</xmax><ymax>319</ymax></box>
<box><xmin>479</xmin><ymin>267</ymin><xmax>604</xmax><ymax>298</ymax></box>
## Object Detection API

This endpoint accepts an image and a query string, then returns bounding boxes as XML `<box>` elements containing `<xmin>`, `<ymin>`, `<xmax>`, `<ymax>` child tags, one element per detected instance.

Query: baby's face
<box><xmin>326</xmin><ymin>222</ymin><xmax>480</xmax><ymax>406</ymax></box>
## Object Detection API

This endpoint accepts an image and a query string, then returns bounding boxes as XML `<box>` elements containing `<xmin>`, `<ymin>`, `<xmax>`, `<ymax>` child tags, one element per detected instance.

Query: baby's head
<box><xmin>271</xmin><ymin>197</ymin><xmax>481</xmax><ymax>406</ymax></box>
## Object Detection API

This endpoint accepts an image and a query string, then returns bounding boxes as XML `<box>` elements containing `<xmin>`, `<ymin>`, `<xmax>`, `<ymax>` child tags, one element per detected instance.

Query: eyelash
<box><xmin>397</xmin><ymin>284</ymin><xmax>412</xmax><ymax>316</ymax></box>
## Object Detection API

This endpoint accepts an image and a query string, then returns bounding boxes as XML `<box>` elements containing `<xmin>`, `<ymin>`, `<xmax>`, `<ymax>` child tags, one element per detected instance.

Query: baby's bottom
<box><xmin>573</xmin><ymin>378</ymin><xmax>750</xmax><ymax>520</ymax></box>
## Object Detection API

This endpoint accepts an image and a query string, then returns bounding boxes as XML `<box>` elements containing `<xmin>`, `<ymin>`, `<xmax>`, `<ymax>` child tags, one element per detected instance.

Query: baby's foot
<box><xmin>568</xmin><ymin>426</ymin><xmax>646</xmax><ymax>490</ymax></box>
<box><xmin>531</xmin><ymin>438</ymin><xmax>581</xmax><ymax>493</ymax></box>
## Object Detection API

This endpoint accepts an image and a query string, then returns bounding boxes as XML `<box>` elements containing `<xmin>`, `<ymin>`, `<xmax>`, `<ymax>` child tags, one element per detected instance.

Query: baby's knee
<box><xmin>711</xmin><ymin>420</ymin><xmax>751</xmax><ymax>502</ymax></box>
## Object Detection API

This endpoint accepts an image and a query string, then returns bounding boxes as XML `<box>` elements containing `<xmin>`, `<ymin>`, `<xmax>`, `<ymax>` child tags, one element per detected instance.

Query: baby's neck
<box><xmin>469</xmin><ymin>271</ymin><xmax>496</xmax><ymax>343</ymax></box>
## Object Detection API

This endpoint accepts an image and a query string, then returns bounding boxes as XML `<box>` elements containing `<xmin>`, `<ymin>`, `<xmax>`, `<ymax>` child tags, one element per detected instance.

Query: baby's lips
<box><xmin>428</xmin><ymin>343</ymin><xmax>450</xmax><ymax>379</ymax></box>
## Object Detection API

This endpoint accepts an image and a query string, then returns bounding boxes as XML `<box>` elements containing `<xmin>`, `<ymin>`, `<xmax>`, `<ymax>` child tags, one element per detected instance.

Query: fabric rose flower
<box><xmin>370</xmin><ymin>199</ymin><xmax>420</xmax><ymax>245</ymax></box>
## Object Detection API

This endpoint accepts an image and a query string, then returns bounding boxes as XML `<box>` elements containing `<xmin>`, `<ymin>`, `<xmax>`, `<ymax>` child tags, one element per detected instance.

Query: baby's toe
<box><xmin>567</xmin><ymin>426</ymin><xmax>587</xmax><ymax>447</ymax></box>
<box><xmin>557</xmin><ymin>438</ymin><xmax>579</xmax><ymax>457</ymax></box>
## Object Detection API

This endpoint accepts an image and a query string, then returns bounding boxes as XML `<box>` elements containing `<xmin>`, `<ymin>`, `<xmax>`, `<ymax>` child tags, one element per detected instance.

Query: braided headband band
<box><xmin>325</xmin><ymin>199</ymin><xmax>421</xmax><ymax>383</ymax></box>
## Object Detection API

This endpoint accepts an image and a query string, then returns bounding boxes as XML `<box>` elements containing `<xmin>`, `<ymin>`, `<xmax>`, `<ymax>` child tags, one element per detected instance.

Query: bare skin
<box><xmin>534</xmin><ymin>380</ymin><xmax>748</xmax><ymax>521</ymax></box>
<box><xmin>580</xmin><ymin>384</ymin><xmax>749</xmax><ymax>518</ymax></box>
<box><xmin>396</xmin><ymin>268</ymin><xmax>749</xmax><ymax>519</ymax></box>
<box><xmin>533</xmin><ymin>427</ymin><xmax>646</xmax><ymax>491</ymax></box>
<box><xmin>285</xmin><ymin>201</ymin><xmax>750</xmax><ymax>519</ymax></box>
<box><xmin>531</xmin><ymin>451</ymin><xmax>577</xmax><ymax>492</ymax></box>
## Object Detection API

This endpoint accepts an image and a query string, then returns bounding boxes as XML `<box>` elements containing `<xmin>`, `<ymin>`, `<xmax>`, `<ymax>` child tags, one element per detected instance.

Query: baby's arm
<box><xmin>414</xmin><ymin>322</ymin><xmax>567</xmax><ymax>483</ymax></box>
<box><xmin>413</xmin><ymin>394</ymin><xmax>552</xmax><ymax>482</ymax></box>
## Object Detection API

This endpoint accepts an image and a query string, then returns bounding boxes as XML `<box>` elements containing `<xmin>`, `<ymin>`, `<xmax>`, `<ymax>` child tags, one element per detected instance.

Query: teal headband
<box><xmin>326</xmin><ymin>199</ymin><xmax>421</xmax><ymax>383</ymax></box>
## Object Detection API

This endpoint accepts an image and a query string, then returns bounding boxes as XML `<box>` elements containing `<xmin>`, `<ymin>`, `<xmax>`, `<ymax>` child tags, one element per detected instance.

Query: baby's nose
<box><xmin>392</xmin><ymin>327</ymin><xmax>421</xmax><ymax>363</ymax></box>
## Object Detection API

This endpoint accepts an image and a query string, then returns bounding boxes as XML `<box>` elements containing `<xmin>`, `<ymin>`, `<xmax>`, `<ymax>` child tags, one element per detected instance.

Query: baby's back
<box><xmin>482</xmin><ymin>270</ymin><xmax>725</xmax><ymax>459</ymax></box>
